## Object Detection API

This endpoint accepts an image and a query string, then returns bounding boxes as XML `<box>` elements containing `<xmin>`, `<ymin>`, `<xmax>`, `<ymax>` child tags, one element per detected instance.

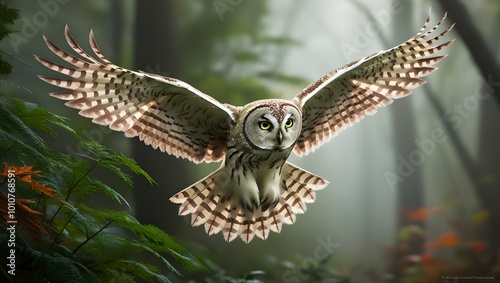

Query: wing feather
<box><xmin>169</xmin><ymin>162</ymin><xmax>326</xmax><ymax>243</ymax></box>
<box><xmin>293</xmin><ymin>13</ymin><xmax>454</xmax><ymax>156</ymax></box>
<box><xmin>37</xmin><ymin>26</ymin><xmax>237</xmax><ymax>163</ymax></box>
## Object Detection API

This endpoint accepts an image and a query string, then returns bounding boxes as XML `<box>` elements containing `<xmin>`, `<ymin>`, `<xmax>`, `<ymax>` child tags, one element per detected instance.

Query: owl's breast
<box><xmin>219</xmin><ymin>146</ymin><xmax>291</xmax><ymax>211</ymax></box>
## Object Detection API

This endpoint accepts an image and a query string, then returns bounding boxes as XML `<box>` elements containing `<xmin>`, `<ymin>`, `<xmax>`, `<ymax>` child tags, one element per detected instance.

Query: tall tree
<box><xmin>131</xmin><ymin>0</ymin><xmax>189</xmax><ymax>236</ymax></box>
<box><xmin>390</xmin><ymin>0</ymin><xmax>425</xmax><ymax>271</ymax></box>
<box><xmin>438</xmin><ymin>0</ymin><xmax>500</xmax><ymax>250</ymax></box>
<box><xmin>111</xmin><ymin>0</ymin><xmax>124</xmax><ymax>63</ymax></box>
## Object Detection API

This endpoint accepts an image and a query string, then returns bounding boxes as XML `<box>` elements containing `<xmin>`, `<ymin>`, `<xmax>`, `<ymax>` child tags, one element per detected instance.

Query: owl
<box><xmin>37</xmin><ymin>13</ymin><xmax>454</xmax><ymax>243</ymax></box>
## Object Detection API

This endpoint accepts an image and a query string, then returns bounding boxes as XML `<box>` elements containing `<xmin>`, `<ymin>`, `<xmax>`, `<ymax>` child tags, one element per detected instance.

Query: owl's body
<box><xmin>224</xmin><ymin>99</ymin><xmax>302</xmax><ymax>209</ymax></box>
<box><xmin>171</xmin><ymin>99</ymin><xmax>326</xmax><ymax>242</ymax></box>
<box><xmin>37</xmin><ymin>12</ymin><xmax>454</xmax><ymax>243</ymax></box>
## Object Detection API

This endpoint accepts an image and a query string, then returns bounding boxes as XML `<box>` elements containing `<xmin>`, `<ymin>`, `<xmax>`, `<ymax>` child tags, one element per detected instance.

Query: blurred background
<box><xmin>1</xmin><ymin>0</ymin><xmax>499</xmax><ymax>282</ymax></box>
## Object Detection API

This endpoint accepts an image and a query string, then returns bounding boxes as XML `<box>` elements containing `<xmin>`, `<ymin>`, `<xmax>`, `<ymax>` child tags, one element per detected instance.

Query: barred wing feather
<box><xmin>293</xmin><ymin>13</ymin><xmax>454</xmax><ymax>156</ymax></box>
<box><xmin>36</xmin><ymin>26</ymin><xmax>236</xmax><ymax>164</ymax></box>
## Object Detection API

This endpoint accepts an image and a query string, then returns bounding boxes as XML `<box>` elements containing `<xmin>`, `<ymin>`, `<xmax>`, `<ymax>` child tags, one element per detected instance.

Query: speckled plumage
<box><xmin>37</xmin><ymin>12</ymin><xmax>453</xmax><ymax>243</ymax></box>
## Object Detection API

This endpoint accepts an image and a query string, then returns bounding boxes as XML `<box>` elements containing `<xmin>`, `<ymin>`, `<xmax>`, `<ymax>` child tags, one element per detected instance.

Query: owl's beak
<box><xmin>276</xmin><ymin>130</ymin><xmax>283</xmax><ymax>145</ymax></box>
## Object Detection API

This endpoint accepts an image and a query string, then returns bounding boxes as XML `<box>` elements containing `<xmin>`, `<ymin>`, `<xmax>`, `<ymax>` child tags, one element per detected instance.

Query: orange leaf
<box><xmin>421</xmin><ymin>253</ymin><xmax>433</xmax><ymax>265</ymax></box>
<box><xmin>17</xmin><ymin>199</ymin><xmax>43</xmax><ymax>216</ymax></box>
<box><xmin>425</xmin><ymin>232</ymin><xmax>460</xmax><ymax>249</ymax></box>
<box><xmin>425</xmin><ymin>241</ymin><xmax>439</xmax><ymax>249</ymax></box>
<box><xmin>1</xmin><ymin>163</ymin><xmax>39</xmax><ymax>177</ymax></box>
<box><xmin>30</xmin><ymin>180</ymin><xmax>60</xmax><ymax>200</ymax></box>
<box><xmin>0</xmin><ymin>193</ymin><xmax>51</xmax><ymax>241</ymax></box>
<box><xmin>468</xmin><ymin>240</ymin><xmax>488</xmax><ymax>254</ymax></box>
<box><xmin>403</xmin><ymin>207</ymin><xmax>428</xmax><ymax>222</ymax></box>
<box><xmin>402</xmin><ymin>206</ymin><xmax>443</xmax><ymax>222</ymax></box>
<box><xmin>19</xmin><ymin>174</ymin><xmax>33</xmax><ymax>183</ymax></box>
<box><xmin>1</xmin><ymin>163</ymin><xmax>60</xmax><ymax>201</ymax></box>
<box><xmin>439</xmin><ymin>232</ymin><xmax>460</xmax><ymax>246</ymax></box>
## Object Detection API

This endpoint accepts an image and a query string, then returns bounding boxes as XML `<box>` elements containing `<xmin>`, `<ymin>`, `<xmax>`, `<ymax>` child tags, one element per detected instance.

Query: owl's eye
<box><xmin>285</xmin><ymin>118</ymin><xmax>293</xmax><ymax>128</ymax></box>
<box><xmin>259</xmin><ymin>121</ymin><xmax>272</xmax><ymax>130</ymax></box>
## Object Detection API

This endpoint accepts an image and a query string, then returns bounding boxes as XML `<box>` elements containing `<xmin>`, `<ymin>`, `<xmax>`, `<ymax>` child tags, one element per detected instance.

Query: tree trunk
<box><xmin>437</xmin><ymin>0</ymin><xmax>500</xmax><ymax>105</ymax></box>
<box><xmin>390</xmin><ymin>0</ymin><xmax>425</xmax><ymax>273</ymax></box>
<box><xmin>111</xmin><ymin>0</ymin><xmax>124</xmax><ymax>63</ymax></box>
<box><xmin>132</xmin><ymin>0</ymin><xmax>189</xmax><ymax>236</ymax></box>
<box><xmin>438</xmin><ymin>0</ymin><xmax>500</xmax><ymax>251</ymax></box>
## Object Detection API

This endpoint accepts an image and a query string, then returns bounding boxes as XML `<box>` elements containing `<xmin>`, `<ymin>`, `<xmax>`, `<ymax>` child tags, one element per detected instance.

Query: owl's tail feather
<box><xmin>169</xmin><ymin>162</ymin><xmax>328</xmax><ymax>243</ymax></box>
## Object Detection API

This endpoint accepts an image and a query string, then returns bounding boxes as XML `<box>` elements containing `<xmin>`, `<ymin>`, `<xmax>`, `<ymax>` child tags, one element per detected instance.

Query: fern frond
<box><xmin>0</xmin><ymin>100</ymin><xmax>49</xmax><ymax>153</ymax></box>
<box><xmin>14</xmin><ymin>236</ymin><xmax>102</xmax><ymax>283</ymax></box>
<box><xmin>78</xmin><ymin>206</ymin><xmax>206</xmax><ymax>274</ymax></box>
<box><xmin>79</xmin><ymin>141</ymin><xmax>156</xmax><ymax>186</ymax></box>
<box><xmin>8</xmin><ymin>98</ymin><xmax>78</xmax><ymax>138</ymax></box>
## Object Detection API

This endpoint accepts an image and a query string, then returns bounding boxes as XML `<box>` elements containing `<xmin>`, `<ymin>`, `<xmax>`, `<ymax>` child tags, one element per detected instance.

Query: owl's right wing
<box><xmin>37</xmin><ymin>26</ymin><xmax>238</xmax><ymax>164</ymax></box>
<box><xmin>292</xmin><ymin>12</ymin><xmax>454</xmax><ymax>156</ymax></box>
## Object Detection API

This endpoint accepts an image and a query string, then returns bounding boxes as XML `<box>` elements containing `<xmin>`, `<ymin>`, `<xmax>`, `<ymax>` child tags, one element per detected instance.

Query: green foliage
<box><xmin>389</xmin><ymin>204</ymin><xmax>499</xmax><ymax>282</ymax></box>
<box><xmin>0</xmin><ymin>4</ymin><xmax>204</xmax><ymax>280</ymax></box>
<box><xmin>0</xmin><ymin>92</ymin><xmax>205</xmax><ymax>282</ymax></box>
<box><xmin>0</xmin><ymin>97</ymin><xmax>53</xmax><ymax>169</ymax></box>
<box><xmin>5</xmin><ymin>236</ymin><xmax>101</xmax><ymax>283</ymax></box>
<box><xmin>180</xmin><ymin>1</ymin><xmax>303</xmax><ymax>106</ymax></box>
<box><xmin>76</xmin><ymin>140</ymin><xmax>155</xmax><ymax>187</ymax></box>
<box><xmin>0</xmin><ymin>2</ymin><xmax>330</xmax><ymax>282</ymax></box>
<box><xmin>8</xmin><ymin>97</ymin><xmax>77</xmax><ymax>138</ymax></box>
<box><xmin>183</xmin><ymin>243</ymin><xmax>347</xmax><ymax>283</ymax></box>
<box><xmin>0</xmin><ymin>2</ymin><xmax>18</xmax><ymax>77</ymax></box>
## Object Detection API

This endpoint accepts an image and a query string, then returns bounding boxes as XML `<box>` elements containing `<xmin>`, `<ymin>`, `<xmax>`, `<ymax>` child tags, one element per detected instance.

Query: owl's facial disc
<box><xmin>244</xmin><ymin>103</ymin><xmax>302</xmax><ymax>150</ymax></box>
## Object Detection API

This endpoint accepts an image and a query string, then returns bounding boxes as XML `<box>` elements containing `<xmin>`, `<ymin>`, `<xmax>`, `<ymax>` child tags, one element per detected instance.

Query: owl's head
<box><xmin>241</xmin><ymin>100</ymin><xmax>302</xmax><ymax>150</ymax></box>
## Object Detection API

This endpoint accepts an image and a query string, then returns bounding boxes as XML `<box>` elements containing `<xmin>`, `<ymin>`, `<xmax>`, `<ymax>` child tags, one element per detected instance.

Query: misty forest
<box><xmin>0</xmin><ymin>1</ymin><xmax>499</xmax><ymax>282</ymax></box>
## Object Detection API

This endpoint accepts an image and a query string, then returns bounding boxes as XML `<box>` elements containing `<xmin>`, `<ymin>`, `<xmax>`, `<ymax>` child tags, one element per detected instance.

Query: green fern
<box><xmin>0</xmin><ymin>3</ymin><xmax>18</xmax><ymax>77</ymax></box>
<box><xmin>0</xmin><ymin>235</ymin><xmax>102</xmax><ymax>283</ymax></box>
<box><xmin>77</xmin><ymin>207</ymin><xmax>205</xmax><ymax>273</ymax></box>
<box><xmin>0</xmin><ymin>94</ymin><xmax>205</xmax><ymax>281</ymax></box>
<box><xmin>0</xmin><ymin>97</ymin><xmax>50</xmax><ymax>156</ymax></box>
<box><xmin>78</xmin><ymin>140</ymin><xmax>156</xmax><ymax>187</ymax></box>
<box><xmin>0</xmin><ymin>4</ymin><xmax>205</xmax><ymax>278</ymax></box>
<box><xmin>8</xmin><ymin>97</ymin><xmax>77</xmax><ymax>138</ymax></box>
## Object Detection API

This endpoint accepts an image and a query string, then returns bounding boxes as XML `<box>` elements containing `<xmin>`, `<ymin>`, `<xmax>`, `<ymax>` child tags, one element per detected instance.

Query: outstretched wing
<box><xmin>293</xmin><ymin>13</ymin><xmax>454</xmax><ymax>156</ymax></box>
<box><xmin>37</xmin><ymin>26</ymin><xmax>237</xmax><ymax>163</ymax></box>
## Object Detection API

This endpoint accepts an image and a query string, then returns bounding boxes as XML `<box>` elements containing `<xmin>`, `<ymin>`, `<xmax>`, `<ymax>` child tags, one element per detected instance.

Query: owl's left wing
<box><xmin>37</xmin><ymin>26</ymin><xmax>238</xmax><ymax>164</ymax></box>
<box><xmin>292</xmin><ymin>13</ymin><xmax>454</xmax><ymax>156</ymax></box>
